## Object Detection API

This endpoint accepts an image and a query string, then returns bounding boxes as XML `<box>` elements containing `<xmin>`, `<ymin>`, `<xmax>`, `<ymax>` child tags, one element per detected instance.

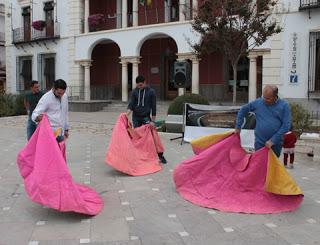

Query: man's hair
<box><xmin>30</xmin><ymin>80</ymin><xmax>39</xmax><ymax>87</ymax></box>
<box><xmin>136</xmin><ymin>75</ymin><xmax>145</xmax><ymax>84</ymax></box>
<box><xmin>53</xmin><ymin>79</ymin><xmax>67</xmax><ymax>90</ymax></box>
<box><xmin>271</xmin><ymin>86</ymin><xmax>278</xmax><ymax>97</ymax></box>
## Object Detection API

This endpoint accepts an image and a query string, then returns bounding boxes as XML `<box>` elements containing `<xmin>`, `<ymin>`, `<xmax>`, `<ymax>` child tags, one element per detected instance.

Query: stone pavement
<box><xmin>1</xmin><ymin>109</ymin><xmax>320</xmax><ymax>245</ymax></box>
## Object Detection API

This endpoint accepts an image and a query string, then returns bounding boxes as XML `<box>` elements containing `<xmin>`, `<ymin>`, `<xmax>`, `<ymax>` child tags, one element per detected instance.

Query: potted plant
<box><xmin>88</xmin><ymin>14</ymin><xmax>106</xmax><ymax>31</ymax></box>
<box><xmin>32</xmin><ymin>20</ymin><xmax>46</xmax><ymax>31</ymax></box>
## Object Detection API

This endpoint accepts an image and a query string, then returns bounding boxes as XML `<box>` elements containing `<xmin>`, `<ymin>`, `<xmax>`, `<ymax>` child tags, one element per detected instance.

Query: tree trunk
<box><xmin>232</xmin><ymin>65</ymin><xmax>237</xmax><ymax>104</ymax></box>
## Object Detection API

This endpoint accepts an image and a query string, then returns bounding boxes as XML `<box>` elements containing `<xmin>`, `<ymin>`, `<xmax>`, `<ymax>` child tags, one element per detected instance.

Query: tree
<box><xmin>191</xmin><ymin>0</ymin><xmax>281</xmax><ymax>104</ymax></box>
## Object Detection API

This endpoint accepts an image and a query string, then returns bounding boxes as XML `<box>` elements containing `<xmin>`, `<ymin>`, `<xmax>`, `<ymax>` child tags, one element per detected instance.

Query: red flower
<box><xmin>32</xmin><ymin>21</ymin><xmax>46</xmax><ymax>31</ymax></box>
<box><xmin>88</xmin><ymin>14</ymin><xmax>106</xmax><ymax>31</ymax></box>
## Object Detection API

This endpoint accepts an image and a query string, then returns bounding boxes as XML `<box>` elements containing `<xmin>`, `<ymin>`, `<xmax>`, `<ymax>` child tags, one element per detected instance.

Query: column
<box><xmin>81</xmin><ymin>60</ymin><xmax>92</xmax><ymax>101</ymax></box>
<box><xmin>131</xmin><ymin>57</ymin><xmax>141</xmax><ymax>91</ymax></box>
<box><xmin>164</xmin><ymin>0</ymin><xmax>169</xmax><ymax>22</ymax></box>
<box><xmin>122</xmin><ymin>0</ymin><xmax>128</xmax><ymax>28</ymax></box>
<box><xmin>179</xmin><ymin>0</ymin><xmax>186</xmax><ymax>22</ymax></box>
<box><xmin>116</xmin><ymin>0</ymin><xmax>122</xmax><ymax>28</ymax></box>
<box><xmin>248</xmin><ymin>54</ymin><xmax>258</xmax><ymax>102</ymax></box>
<box><xmin>191</xmin><ymin>57</ymin><xmax>200</xmax><ymax>94</ymax></box>
<box><xmin>120</xmin><ymin>59</ymin><xmax>128</xmax><ymax>102</ymax></box>
<box><xmin>84</xmin><ymin>0</ymin><xmax>90</xmax><ymax>33</ymax></box>
<box><xmin>132</xmin><ymin>0</ymin><xmax>138</xmax><ymax>27</ymax></box>
<box><xmin>192</xmin><ymin>0</ymin><xmax>198</xmax><ymax>18</ymax></box>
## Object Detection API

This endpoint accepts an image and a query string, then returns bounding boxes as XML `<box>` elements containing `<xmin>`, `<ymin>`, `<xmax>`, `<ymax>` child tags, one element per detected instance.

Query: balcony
<box><xmin>300</xmin><ymin>0</ymin><xmax>320</xmax><ymax>10</ymax></box>
<box><xmin>88</xmin><ymin>5</ymin><xmax>191</xmax><ymax>33</ymax></box>
<box><xmin>12</xmin><ymin>22</ymin><xmax>60</xmax><ymax>44</ymax></box>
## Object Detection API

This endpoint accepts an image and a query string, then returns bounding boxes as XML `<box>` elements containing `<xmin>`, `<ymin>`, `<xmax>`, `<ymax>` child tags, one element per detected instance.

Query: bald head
<box><xmin>262</xmin><ymin>85</ymin><xmax>278</xmax><ymax>105</ymax></box>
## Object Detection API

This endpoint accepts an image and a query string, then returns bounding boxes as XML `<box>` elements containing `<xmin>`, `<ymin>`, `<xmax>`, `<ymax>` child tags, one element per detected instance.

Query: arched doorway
<box><xmin>90</xmin><ymin>41</ymin><xmax>121</xmax><ymax>100</ymax></box>
<box><xmin>139</xmin><ymin>35</ymin><xmax>178</xmax><ymax>100</ymax></box>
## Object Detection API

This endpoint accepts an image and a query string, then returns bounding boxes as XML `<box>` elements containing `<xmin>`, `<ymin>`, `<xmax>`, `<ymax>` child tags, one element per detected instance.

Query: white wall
<box><xmin>6</xmin><ymin>0</ymin><xmax>70</xmax><ymax>93</ymax></box>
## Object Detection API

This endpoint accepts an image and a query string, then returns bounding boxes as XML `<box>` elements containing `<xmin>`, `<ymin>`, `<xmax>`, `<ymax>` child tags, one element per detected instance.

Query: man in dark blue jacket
<box><xmin>126</xmin><ymin>75</ymin><xmax>167</xmax><ymax>164</ymax></box>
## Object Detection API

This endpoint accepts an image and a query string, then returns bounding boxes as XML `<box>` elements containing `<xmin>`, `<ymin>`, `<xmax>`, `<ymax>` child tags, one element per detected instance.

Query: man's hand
<box><xmin>150</xmin><ymin>121</ymin><xmax>156</xmax><ymax>128</ymax></box>
<box><xmin>64</xmin><ymin>130</ymin><xmax>69</xmax><ymax>139</ymax></box>
<box><xmin>36</xmin><ymin>114</ymin><xmax>43</xmax><ymax>122</ymax></box>
<box><xmin>234</xmin><ymin>128</ymin><xmax>241</xmax><ymax>135</ymax></box>
<box><xmin>125</xmin><ymin>111</ymin><xmax>133</xmax><ymax>128</ymax></box>
<box><xmin>265</xmin><ymin>140</ymin><xmax>273</xmax><ymax>149</ymax></box>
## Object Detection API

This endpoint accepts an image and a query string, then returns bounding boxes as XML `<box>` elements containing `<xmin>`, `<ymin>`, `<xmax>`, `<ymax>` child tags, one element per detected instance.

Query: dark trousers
<box><xmin>132</xmin><ymin>116</ymin><xmax>151</xmax><ymax>128</ymax></box>
<box><xmin>283</xmin><ymin>153</ymin><xmax>295</xmax><ymax>165</ymax></box>
<box><xmin>27</xmin><ymin>118</ymin><xmax>37</xmax><ymax>141</ymax></box>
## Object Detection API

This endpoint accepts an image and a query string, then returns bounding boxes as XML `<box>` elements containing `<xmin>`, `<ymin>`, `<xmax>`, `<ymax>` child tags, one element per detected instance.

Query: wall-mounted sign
<box><xmin>289</xmin><ymin>32</ymin><xmax>299</xmax><ymax>84</ymax></box>
<box><xmin>151</xmin><ymin>67</ymin><xmax>159</xmax><ymax>74</ymax></box>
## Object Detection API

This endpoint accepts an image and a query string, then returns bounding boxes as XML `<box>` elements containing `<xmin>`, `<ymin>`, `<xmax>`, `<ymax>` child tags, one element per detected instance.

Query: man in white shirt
<box><xmin>32</xmin><ymin>79</ymin><xmax>70</xmax><ymax>141</ymax></box>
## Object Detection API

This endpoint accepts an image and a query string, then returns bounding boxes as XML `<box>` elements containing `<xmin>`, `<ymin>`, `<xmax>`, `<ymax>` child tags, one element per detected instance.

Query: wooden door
<box><xmin>23</xmin><ymin>8</ymin><xmax>31</xmax><ymax>41</ymax></box>
<box><xmin>45</xmin><ymin>9</ymin><xmax>54</xmax><ymax>37</ymax></box>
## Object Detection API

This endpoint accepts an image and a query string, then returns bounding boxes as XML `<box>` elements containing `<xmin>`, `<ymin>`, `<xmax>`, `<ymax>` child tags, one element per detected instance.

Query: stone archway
<box><xmin>90</xmin><ymin>41</ymin><xmax>121</xmax><ymax>100</ymax></box>
<box><xmin>139</xmin><ymin>35</ymin><xmax>178</xmax><ymax>100</ymax></box>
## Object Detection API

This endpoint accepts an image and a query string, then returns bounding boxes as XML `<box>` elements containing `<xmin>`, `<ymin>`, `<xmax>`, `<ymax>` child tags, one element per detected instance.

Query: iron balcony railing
<box><xmin>12</xmin><ymin>22</ymin><xmax>61</xmax><ymax>44</ymax></box>
<box><xmin>300</xmin><ymin>0</ymin><xmax>320</xmax><ymax>10</ymax></box>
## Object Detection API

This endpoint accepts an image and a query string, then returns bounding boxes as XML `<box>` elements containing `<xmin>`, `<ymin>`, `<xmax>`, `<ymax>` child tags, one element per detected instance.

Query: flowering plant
<box><xmin>32</xmin><ymin>20</ymin><xmax>46</xmax><ymax>31</ymax></box>
<box><xmin>88</xmin><ymin>14</ymin><xmax>106</xmax><ymax>31</ymax></box>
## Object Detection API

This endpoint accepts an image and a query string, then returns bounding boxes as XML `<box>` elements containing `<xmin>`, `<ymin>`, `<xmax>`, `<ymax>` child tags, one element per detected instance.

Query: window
<box><xmin>22</xmin><ymin>7</ymin><xmax>31</xmax><ymax>41</ymax></box>
<box><xmin>315</xmin><ymin>38</ymin><xmax>320</xmax><ymax>91</ymax></box>
<box><xmin>17</xmin><ymin>56</ymin><xmax>32</xmax><ymax>91</ymax></box>
<box><xmin>44</xmin><ymin>1</ymin><xmax>54</xmax><ymax>37</ymax></box>
<box><xmin>308</xmin><ymin>32</ymin><xmax>320</xmax><ymax>92</ymax></box>
<box><xmin>38</xmin><ymin>53</ymin><xmax>55</xmax><ymax>90</ymax></box>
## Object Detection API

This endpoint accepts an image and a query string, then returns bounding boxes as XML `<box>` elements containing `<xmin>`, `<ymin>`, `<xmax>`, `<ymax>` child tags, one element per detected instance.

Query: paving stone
<box><xmin>0</xmin><ymin>222</ymin><xmax>34</xmax><ymax>245</ymax></box>
<box><xmin>91</xmin><ymin>217</ymin><xmax>130</xmax><ymax>242</ymax></box>
<box><xmin>1</xmin><ymin>113</ymin><xmax>320</xmax><ymax>245</ymax></box>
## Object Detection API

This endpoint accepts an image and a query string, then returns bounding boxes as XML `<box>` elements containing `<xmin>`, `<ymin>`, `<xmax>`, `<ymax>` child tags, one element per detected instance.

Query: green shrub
<box><xmin>0</xmin><ymin>93</ymin><xmax>27</xmax><ymax>117</ymax></box>
<box><xmin>0</xmin><ymin>94</ymin><xmax>15</xmax><ymax>117</ymax></box>
<box><xmin>167</xmin><ymin>93</ymin><xmax>210</xmax><ymax>115</ymax></box>
<box><xmin>14</xmin><ymin>93</ymin><xmax>27</xmax><ymax>116</ymax></box>
<box><xmin>289</xmin><ymin>102</ymin><xmax>312</xmax><ymax>134</ymax></box>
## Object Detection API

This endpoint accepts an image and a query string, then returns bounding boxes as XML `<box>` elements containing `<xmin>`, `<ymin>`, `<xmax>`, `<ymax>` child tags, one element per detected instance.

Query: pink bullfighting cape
<box><xmin>17</xmin><ymin>115</ymin><xmax>104</xmax><ymax>215</ymax></box>
<box><xmin>174</xmin><ymin>132</ymin><xmax>303</xmax><ymax>214</ymax></box>
<box><xmin>106</xmin><ymin>113</ymin><xmax>163</xmax><ymax>176</ymax></box>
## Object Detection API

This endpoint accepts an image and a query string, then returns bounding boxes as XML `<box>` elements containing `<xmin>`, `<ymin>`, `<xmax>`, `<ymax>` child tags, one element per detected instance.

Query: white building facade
<box><xmin>251</xmin><ymin>0</ymin><xmax>320</xmax><ymax>110</ymax></box>
<box><xmin>5</xmin><ymin>0</ymin><xmax>70</xmax><ymax>93</ymax></box>
<box><xmin>5</xmin><ymin>0</ymin><xmax>320</xmax><ymax>110</ymax></box>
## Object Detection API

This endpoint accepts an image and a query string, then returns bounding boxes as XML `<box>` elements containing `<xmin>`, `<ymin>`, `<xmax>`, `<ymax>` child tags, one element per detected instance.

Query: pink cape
<box><xmin>17</xmin><ymin>115</ymin><xmax>104</xmax><ymax>215</ymax></box>
<box><xmin>174</xmin><ymin>134</ymin><xmax>303</xmax><ymax>214</ymax></box>
<box><xmin>105</xmin><ymin>114</ymin><xmax>162</xmax><ymax>176</ymax></box>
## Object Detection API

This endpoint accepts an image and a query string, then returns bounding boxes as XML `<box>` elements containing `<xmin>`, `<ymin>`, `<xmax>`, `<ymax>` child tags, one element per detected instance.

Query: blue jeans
<box><xmin>132</xmin><ymin>116</ymin><xmax>151</xmax><ymax>128</ymax></box>
<box><xmin>255</xmin><ymin>142</ymin><xmax>282</xmax><ymax>158</ymax></box>
<box><xmin>27</xmin><ymin>118</ymin><xmax>37</xmax><ymax>141</ymax></box>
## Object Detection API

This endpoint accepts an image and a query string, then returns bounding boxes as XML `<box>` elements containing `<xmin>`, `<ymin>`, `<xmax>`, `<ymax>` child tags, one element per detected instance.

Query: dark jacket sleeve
<box><xmin>151</xmin><ymin>90</ymin><xmax>156</xmax><ymax>116</ymax></box>
<box><xmin>128</xmin><ymin>90</ymin><xmax>136</xmax><ymax>111</ymax></box>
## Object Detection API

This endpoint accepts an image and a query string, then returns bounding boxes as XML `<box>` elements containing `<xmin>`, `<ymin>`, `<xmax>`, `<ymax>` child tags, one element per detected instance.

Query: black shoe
<box><xmin>158</xmin><ymin>153</ymin><xmax>167</xmax><ymax>164</ymax></box>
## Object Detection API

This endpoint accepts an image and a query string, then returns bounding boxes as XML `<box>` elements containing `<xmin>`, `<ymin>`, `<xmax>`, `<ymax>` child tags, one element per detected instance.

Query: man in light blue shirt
<box><xmin>235</xmin><ymin>85</ymin><xmax>291</xmax><ymax>157</ymax></box>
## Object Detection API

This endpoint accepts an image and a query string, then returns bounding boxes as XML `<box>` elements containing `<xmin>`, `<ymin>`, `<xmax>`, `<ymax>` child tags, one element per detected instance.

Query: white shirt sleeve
<box><xmin>31</xmin><ymin>95</ymin><xmax>48</xmax><ymax>123</ymax></box>
<box><xmin>64</xmin><ymin>96</ymin><xmax>70</xmax><ymax>130</ymax></box>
